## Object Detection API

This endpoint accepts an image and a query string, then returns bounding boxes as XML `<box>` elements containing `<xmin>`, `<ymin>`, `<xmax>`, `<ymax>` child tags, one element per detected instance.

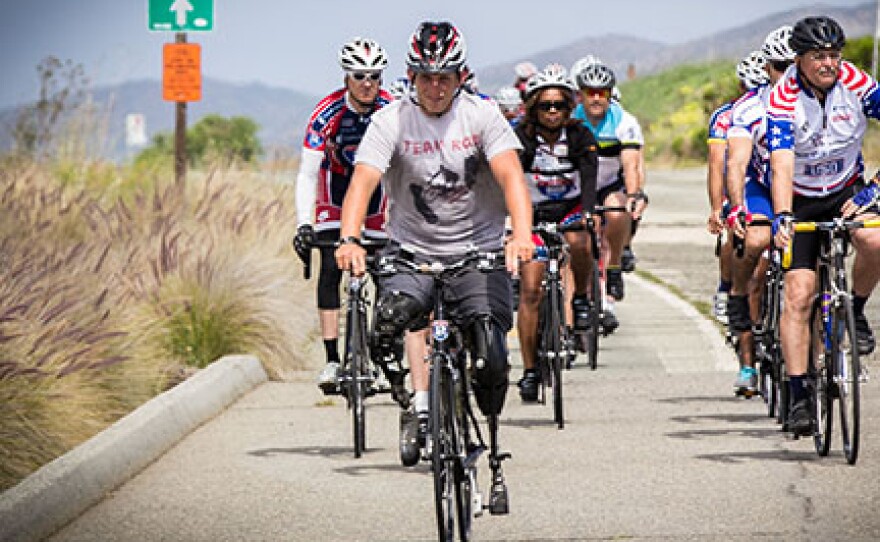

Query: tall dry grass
<box><xmin>0</xmin><ymin>158</ymin><xmax>315</xmax><ymax>491</ymax></box>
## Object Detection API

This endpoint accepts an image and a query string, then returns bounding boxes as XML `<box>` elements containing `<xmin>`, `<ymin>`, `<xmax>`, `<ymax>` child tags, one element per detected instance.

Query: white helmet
<box><xmin>388</xmin><ymin>77</ymin><xmax>411</xmax><ymax>99</ymax></box>
<box><xmin>574</xmin><ymin>62</ymin><xmax>616</xmax><ymax>89</ymax></box>
<box><xmin>570</xmin><ymin>55</ymin><xmax>603</xmax><ymax>81</ymax></box>
<box><xmin>514</xmin><ymin>61</ymin><xmax>538</xmax><ymax>80</ymax></box>
<box><xmin>524</xmin><ymin>63</ymin><xmax>576</xmax><ymax>100</ymax></box>
<box><xmin>736</xmin><ymin>50</ymin><xmax>768</xmax><ymax>90</ymax></box>
<box><xmin>612</xmin><ymin>86</ymin><xmax>622</xmax><ymax>102</ymax></box>
<box><xmin>762</xmin><ymin>25</ymin><xmax>796</xmax><ymax>62</ymax></box>
<box><xmin>339</xmin><ymin>37</ymin><xmax>388</xmax><ymax>72</ymax></box>
<box><xmin>462</xmin><ymin>66</ymin><xmax>479</xmax><ymax>92</ymax></box>
<box><xmin>494</xmin><ymin>86</ymin><xmax>522</xmax><ymax>110</ymax></box>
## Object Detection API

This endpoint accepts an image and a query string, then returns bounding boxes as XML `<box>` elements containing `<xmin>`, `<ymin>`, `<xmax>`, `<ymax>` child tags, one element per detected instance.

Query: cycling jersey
<box><xmin>573</xmin><ymin>102</ymin><xmax>644</xmax><ymax>190</ymax></box>
<box><xmin>355</xmin><ymin>92</ymin><xmax>521</xmax><ymax>257</ymax></box>
<box><xmin>296</xmin><ymin>88</ymin><xmax>393</xmax><ymax>233</ymax></box>
<box><xmin>729</xmin><ymin>84</ymin><xmax>772</xmax><ymax>187</ymax></box>
<box><xmin>767</xmin><ymin>61</ymin><xmax>880</xmax><ymax>197</ymax></box>
<box><xmin>707</xmin><ymin>100</ymin><xmax>734</xmax><ymax>144</ymax></box>
<box><xmin>521</xmin><ymin>129</ymin><xmax>582</xmax><ymax>205</ymax></box>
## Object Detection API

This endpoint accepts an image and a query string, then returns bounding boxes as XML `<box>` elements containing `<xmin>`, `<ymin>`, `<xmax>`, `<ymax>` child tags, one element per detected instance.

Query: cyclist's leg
<box><xmin>565</xmin><ymin>229</ymin><xmax>593</xmax><ymax>330</ymax></box>
<box><xmin>602</xmin><ymin>189</ymin><xmax>629</xmax><ymax>301</ymax></box>
<box><xmin>316</xmin><ymin>229</ymin><xmax>343</xmax><ymax>390</ymax></box>
<box><xmin>515</xmin><ymin>260</ymin><xmax>543</xmax><ymax>401</ymax></box>
<box><xmin>850</xmin><ymin>211</ymin><xmax>880</xmax><ymax>355</ymax></box>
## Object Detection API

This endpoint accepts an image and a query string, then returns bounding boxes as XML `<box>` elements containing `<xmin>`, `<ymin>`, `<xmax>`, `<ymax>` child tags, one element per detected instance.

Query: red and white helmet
<box><xmin>406</xmin><ymin>22</ymin><xmax>467</xmax><ymax>74</ymax></box>
<box><xmin>338</xmin><ymin>37</ymin><xmax>388</xmax><ymax>72</ymax></box>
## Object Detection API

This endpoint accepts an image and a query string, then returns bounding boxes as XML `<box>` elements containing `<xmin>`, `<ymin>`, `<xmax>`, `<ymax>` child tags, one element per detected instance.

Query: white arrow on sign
<box><xmin>170</xmin><ymin>0</ymin><xmax>194</xmax><ymax>27</ymax></box>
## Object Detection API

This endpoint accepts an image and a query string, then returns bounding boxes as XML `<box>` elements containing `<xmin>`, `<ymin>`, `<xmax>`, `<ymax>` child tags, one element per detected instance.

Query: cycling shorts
<box><xmin>531</xmin><ymin>199</ymin><xmax>583</xmax><ymax>262</ymax></box>
<box><xmin>745</xmin><ymin>181</ymin><xmax>774</xmax><ymax>221</ymax></box>
<box><xmin>788</xmin><ymin>179</ymin><xmax>864</xmax><ymax>271</ymax></box>
<box><xmin>597</xmin><ymin>179</ymin><xmax>625</xmax><ymax>204</ymax></box>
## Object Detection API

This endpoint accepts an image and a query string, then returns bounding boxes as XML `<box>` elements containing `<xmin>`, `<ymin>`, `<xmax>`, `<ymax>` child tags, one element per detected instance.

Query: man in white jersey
<box><xmin>768</xmin><ymin>16</ymin><xmax>880</xmax><ymax>435</ymax></box>
<box><xmin>335</xmin><ymin>21</ymin><xmax>534</xmax><ymax>512</ymax></box>
<box><xmin>726</xmin><ymin>28</ymin><xmax>795</xmax><ymax>396</ymax></box>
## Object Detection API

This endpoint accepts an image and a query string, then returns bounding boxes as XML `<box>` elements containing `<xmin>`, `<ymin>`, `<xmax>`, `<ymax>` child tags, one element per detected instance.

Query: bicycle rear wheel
<box><xmin>430</xmin><ymin>358</ymin><xmax>456</xmax><ymax>542</ymax></box>
<box><xmin>834</xmin><ymin>297</ymin><xmax>860</xmax><ymax>465</ymax></box>
<box><xmin>808</xmin><ymin>298</ymin><xmax>832</xmax><ymax>456</ymax></box>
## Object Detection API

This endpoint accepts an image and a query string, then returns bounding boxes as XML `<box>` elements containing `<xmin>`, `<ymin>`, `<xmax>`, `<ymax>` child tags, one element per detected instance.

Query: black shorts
<box><xmin>315</xmin><ymin>229</ymin><xmax>385</xmax><ymax>310</ymax></box>
<box><xmin>533</xmin><ymin>198</ymin><xmax>580</xmax><ymax>224</ymax></box>
<box><xmin>374</xmin><ymin>243</ymin><xmax>513</xmax><ymax>332</ymax></box>
<box><xmin>597</xmin><ymin>179</ymin><xmax>625</xmax><ymax>205</ymax></box>
<box><xmin>788</xmin><ymin>179</ymin><xmax>864</xmax><ymax>271</ymax></box>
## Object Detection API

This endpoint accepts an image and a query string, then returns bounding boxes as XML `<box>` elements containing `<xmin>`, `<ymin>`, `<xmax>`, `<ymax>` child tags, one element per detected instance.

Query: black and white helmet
<box><xmin>570</xmin><ymin>55</ymin><xmax>603</xmax><ymax>81</ymax></box>
<box><xmin>574</xmin><ymin>62</ymin><xmax>616</xmax><ymax>90</ymax></box>
<box><xmin>406</xmin><ymin>21</ymin><xmax>467</xmax><ymax>74</ymax></box>
<box><xmin>524</xmin><ymin>64</ymin><xmax>576</xmax><ymax>100</ymax></box>
<box><xmin>790</xmin><ymin>16</ymin><xmax>846</xmax><ymax>55</ymax></box>
<box><xmin>338</xmin><ymin>37</ymin><xmax>388</xmax><ymax>72</ymax></box>
<box><xmin>736</xmin><ymin>50</ymin><xmax>769</xmax><ymax>89</ymax></box>
<box><xmin>761</xmin><ymin>26</ymin><xmax>796</xmax><ymax>62</ymax></box>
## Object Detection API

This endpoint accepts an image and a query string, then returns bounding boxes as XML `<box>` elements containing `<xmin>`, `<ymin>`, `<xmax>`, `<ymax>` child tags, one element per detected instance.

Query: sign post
<box><xmin>149</xmin><ymin>0</ymin><xmax>213</xmax><ymax>186</ymax></box>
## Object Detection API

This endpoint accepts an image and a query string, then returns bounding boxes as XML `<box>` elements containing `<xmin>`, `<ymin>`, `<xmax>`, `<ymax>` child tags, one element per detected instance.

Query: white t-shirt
<box><xmin>355</xmin><ymin>92</ymin><xmax>523</xmax><ymax>256</ymax></box>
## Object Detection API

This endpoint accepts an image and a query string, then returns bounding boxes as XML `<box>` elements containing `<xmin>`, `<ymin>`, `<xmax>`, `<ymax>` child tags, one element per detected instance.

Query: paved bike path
<box><xmin>47</xmin><ymin>272</ymin><xmax>880</xmax><ymax>541</ymax></box>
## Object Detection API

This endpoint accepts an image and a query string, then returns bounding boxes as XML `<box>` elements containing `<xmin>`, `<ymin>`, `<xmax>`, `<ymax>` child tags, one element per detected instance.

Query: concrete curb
<box><xmin>0</xmin><ymin>355</ymin><xmax>268</xmax><ymax>542</ymax></box>
<box><xmin>629</xmin><ymin>273</ymin><xmax>738</xmax><ymax>372</ymax></box>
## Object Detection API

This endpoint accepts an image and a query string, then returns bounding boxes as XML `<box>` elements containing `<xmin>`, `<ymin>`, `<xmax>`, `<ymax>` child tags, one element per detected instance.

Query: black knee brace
<box><xmin>468</xmin><ymin>316</ymin><xmax>510</xmax><ymax>416</ymax></box>
<box><xmin>370</xmin><ymin>291</ymin><xmax>423</xmax><ymax>381</ymax></box>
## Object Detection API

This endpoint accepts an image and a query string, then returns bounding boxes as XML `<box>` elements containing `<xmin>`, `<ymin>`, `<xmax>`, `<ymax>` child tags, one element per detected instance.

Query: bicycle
<box><xmin>305</xmin><ymin>238</ymin><xmax>388</xmax><ymax>459</ymax></box>
<box><xmin>373</xmin><ymin>250</ymin><xmax>510</xmax><ymax>542</ymax></box>
<box><xmin>531</xmin><ymin>221</ymin><xmax>583</xmax><ymax>428</ymax></box>
<box><xmin>783</xmin><ymin>216</ymin><xmax>880</xmax><ymax>464</ymax></box>
<box><xmin>752</xmin><ymin>245</ymin><xmax>786</xmax><ymax>421</ymax></box>
<box><xmin>583</xmin><ymin>204</ymin><xmax>629</xmax><ymax>357</ymax></box>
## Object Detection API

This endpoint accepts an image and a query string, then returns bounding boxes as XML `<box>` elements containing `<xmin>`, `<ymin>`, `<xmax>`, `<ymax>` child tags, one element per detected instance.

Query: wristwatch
<box><xmin>335</xmin><ymin>236</ymin><xmax>362</xmax><ymax>247</ymax></box>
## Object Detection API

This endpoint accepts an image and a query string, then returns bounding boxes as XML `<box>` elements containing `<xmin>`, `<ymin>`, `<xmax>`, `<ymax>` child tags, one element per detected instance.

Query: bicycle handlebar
<box><xmin>781</xmin><ymin>218</ymin><xmax>880</xmax><ymax>269</ymax></box>
<box><xmin>302</xmin><ymin>238</ymin><xmax>387</xmax><ymax>279</ymax></box>
<box><xmin>372</xmin><ymin>250</ymin><xmax>507</xmax><ymax>279</ymax></box>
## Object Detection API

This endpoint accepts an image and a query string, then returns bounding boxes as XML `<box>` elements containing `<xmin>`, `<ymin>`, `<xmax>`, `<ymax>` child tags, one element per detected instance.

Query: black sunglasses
<box><xmin>351</xmin><ymin>72</ymin><xmax>382</xmax><ymax>81</ymax></box>
<box><xmin>770</xmin><ymin>60</ymin><xmax>792</xmax><ymax>72</ymax></box>
<box><xmin>536</xmin><ymin>100</ymin><xmax>570</xmax><ymax>112</ymax></box>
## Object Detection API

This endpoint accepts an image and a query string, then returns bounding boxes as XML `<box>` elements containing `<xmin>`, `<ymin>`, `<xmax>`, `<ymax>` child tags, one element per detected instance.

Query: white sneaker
<box><xmin>317</xmin><ymin>362</ymin><xmax>340</xmax><ymax>394</ymax></box>
<box><xmin>712</xmin><ymin>292</ymin><xmax>729</xmax><ymax>324</ymax></box>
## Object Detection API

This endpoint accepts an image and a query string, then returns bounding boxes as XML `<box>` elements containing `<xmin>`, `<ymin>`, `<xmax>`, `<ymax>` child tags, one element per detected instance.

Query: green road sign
<box><xmin>149</xmin><ymin>0</ymin><xmax>213</xmax><ymax>32</ymax></box>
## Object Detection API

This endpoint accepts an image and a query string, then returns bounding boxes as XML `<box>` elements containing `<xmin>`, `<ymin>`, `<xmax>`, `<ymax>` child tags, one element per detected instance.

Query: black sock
<box><xmin>789</xmin><ymin>374</ymin><xmax>809</xmax><ymax>402</ymax></box>
<box><xmin>324</xmin><ymin>339</ymin><xmax>340</xmax><ymax>364</ymax></box>
<box><xmin>718</xmin><ymin>280</ymin><xmax>732</xmax><ymax>293</ymax></box>
<box><xmin>852</xmin><ymin>293</ymin><xmax>868</xmax><ymax>317</ymax></box>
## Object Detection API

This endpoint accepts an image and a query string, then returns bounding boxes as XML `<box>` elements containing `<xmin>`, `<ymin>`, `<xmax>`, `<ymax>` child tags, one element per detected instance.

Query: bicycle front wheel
<box><xmin>430</xmin><ymin>358</ymin><xmax>456</xmax><ymax>541</ymax></box>
<box><xmin>587</xmin><ymin>264</ymin><xmax>601</xmax><ymax>370</ymax></box>
<box><xmin>808</xmin><ymin>298</ymin><xmax>832</xmax><ymax>457</ymax></box>
<box><xmin>548</xmin><ymin>287</ymin><xmax>566</xmax><ymax>429</ymax></box>
<box><xmin>834</xmin><ymin>297</ymin><xmax>861</xmax><ymax>465</ymax></box>
<box><xmin>348</xmin><ymin>304</ymin><xmax>370</xmax><ymax>458</ymax></box>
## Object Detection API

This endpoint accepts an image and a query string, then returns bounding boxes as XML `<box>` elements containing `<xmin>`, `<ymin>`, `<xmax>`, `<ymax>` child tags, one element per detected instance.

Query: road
<box><xmin>50</xmin><ymin>169</ymin><xmax>880</xmax><ymax>541</ymax></box>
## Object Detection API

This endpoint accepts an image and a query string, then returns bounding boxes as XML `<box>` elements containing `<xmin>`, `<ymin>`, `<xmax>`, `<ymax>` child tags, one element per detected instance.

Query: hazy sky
<box><xmin>0</xmin><ymin>0</ymin><xmax>870</xmax><ymax>107</ymax></box>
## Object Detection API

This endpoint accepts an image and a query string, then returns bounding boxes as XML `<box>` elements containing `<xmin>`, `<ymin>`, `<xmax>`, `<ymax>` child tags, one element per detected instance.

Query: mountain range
<box><xmin>0</xmin><ymin>2</ymin><xmax>873</xmax><ymax>162</ymax></box>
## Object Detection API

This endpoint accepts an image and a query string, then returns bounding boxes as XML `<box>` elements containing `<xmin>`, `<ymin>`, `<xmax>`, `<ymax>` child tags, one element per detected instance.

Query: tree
<box><xmin>134</xmin><ymin>114</ymin><xmax>263</xmax><ymax>168</ymax></box>
<box><xmin>12</xmin><ymin>57</ymin><xmax>89</xmax><ymax>158</ymax></box>
<box><xmin>843</xmin><ymin>35</ymin><xmax>873</xmax><ymax>73</ymax></box>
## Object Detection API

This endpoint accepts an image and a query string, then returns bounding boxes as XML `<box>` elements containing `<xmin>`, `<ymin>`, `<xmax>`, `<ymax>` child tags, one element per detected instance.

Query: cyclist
<box><xmin>726</xmin><ymin>28</ymin><xmax>795</xmax><ymax>396</ymax></box>
<box><xmin>514</xmin><ymin>60</ymin><xmax>538</xmax><ymax>99</ymax></box>
<box><xmin>388</xmin><ymin>76</ymin><xmax>411</xmax><ymax>100</ymax></box>
<box><xmin>292</xmin><ymin>37</ymin><xmax>393</xmax><ymax>394</ymax></box>
<box><xmin>571</xmin><ymin>60</ymin><xmax>646</xmax><ymax>332</ymax></box>
<box><xmin>334</xmin><ymin>22</ymin><xmax>534</xmax><ymax>483</ymax></box>
<box><xmin>706</xmin><ymin>50</ymin><xmax>768</xmax><ymax>326</ymax></box>
<box><xmin>494</xmin><ymin>86</ymin><xmax>524</xmax><ymax>126</ymax></box>
<box><xmin>768</xmin><ymin>16</ymin><xmax>880</xmax><ymax>435</ymax></box>
<box><xmin>512</xmin><ymin>64</ymin><xmax>598</xmax><ymax>402</ymax></box>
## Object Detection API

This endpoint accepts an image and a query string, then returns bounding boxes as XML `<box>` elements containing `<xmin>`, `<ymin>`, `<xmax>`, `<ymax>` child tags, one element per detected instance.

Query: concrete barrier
<box><xmin>0</xmin><ymin>355</ymin><xmax>268</xmax><ymax>542</ymax></box>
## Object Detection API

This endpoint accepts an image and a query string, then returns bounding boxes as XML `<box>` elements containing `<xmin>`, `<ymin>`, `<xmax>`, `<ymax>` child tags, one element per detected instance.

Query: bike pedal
<box><xmin>472</xmin><ymin>489</ymin><xmax>484</xmax><ymax>518</ymax></box>
<box><xmin>487</xmin><ymin>483</ymin><xmax>509</xmax><ymax>515</ymax></box>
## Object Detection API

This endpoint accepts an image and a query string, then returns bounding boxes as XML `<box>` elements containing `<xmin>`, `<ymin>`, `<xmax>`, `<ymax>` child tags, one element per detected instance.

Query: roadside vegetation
<box><xmin>1</xmin><ymin>58</ymin><xmax>313</xmax><ymax>491</ymax></box>
<box><xmin>620</xmin><ymin>35</ymin><xmax>880</xmax><ymax>165</ymax></box>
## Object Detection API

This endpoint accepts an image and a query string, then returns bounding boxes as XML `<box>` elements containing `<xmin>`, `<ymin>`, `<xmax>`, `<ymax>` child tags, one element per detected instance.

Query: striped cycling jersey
<box><xmin>573</xmin><ymin>102</ymin><xmax>643</xmax><ymax>190</ymax></box>
<box><xmin>766</xmin><ymin>61</ymin><xmax>880</xmax><ymax>197</ymax></box>
<box><xmin>728</xmin><ymin>84</ymin><xmax>772</xmax><ymax>187</ymax></box>
<box><xmin>300</xmin><ymin>88</ymin><xmax>393</xmax><ymax>232</ymax></box>
<box><xmin>522</xmin><ymin>128</ymin><xmax>582</xmax><ymax>205</ymax></box>
<box><xmin>707</xmin><ymin>100</ymin><xmax>734</xmax><ymax>144</ymax></box>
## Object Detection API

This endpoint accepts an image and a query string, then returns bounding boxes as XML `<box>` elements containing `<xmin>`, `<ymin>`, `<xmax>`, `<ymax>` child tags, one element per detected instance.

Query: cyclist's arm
<box><xmin>490</xmin><ymin>149</ymin><xmax>534</xmax><ymax>269</ymax></box>
<box><xmin>295</xmin><ymin>148</ymin><xmax>323</xmax><ymax>227</ymax></box>
<box><xmin>724</xmin><ymin>136</ymin><xmax>751</xmax><ymax>208</ymax></box>
<box><xmin>336</xmin><ymin>163</ymin><xmax>382</xmax><ymax>275</ymax></box>
<box><xmin>706</xmin><ymin>141</ymin><xmax>726</xmax><ymax>232</ymax></box>
<box><xmin>770</xmin><ymin>149</ymin><xmax>795</xmax><ymax>245</ymax></box>
<box><xmin>576</xmin><ymin>130</ymin><xmax>598</xmax><ymax>214</ymax></box>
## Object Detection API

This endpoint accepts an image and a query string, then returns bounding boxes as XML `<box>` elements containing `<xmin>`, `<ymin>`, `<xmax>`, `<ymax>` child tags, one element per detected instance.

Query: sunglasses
<box><xmin>581</xmin><ymin>87</ymin><xmax>611</xmax><ymax>98</ymax></box>
<box><xmin>536</xmin><ymin>100</ymin><xmax>570</xmax><ymax>112</ymax></box>
<box><xmin>770</xmin><ymin>60</ymin><xmax>793</xmax><ymax>72</ymax></box>
<box><xmin>807</xmin><ymin>51</ymin><xmax>842</xmax><ymax>62</ymax></box>
<box><xmin>350</xmin><ymin>72</ymin><xmax>382</xmax><ymax>82</ymax></box>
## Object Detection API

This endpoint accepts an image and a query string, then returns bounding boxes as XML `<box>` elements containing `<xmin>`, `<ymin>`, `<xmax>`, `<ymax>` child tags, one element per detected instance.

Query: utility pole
<box><xmin>174</xmin><ymin>32</ymin><xmax>187</xmax><ymax>187</ymax></box>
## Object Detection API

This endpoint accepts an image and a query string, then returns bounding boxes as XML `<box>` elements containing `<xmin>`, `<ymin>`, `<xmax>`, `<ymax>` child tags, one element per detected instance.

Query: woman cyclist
<box><xmin>513</xmin><ymin>64</ymin><xmax>599</xmax><ymax>402</ymax></box>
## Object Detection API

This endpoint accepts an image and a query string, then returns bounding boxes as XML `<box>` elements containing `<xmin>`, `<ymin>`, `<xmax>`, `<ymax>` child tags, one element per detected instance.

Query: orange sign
<box><xmin>163</xmin><ymin>43</ymin><xmax>202</xmax><ymax>102</ymax></box>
